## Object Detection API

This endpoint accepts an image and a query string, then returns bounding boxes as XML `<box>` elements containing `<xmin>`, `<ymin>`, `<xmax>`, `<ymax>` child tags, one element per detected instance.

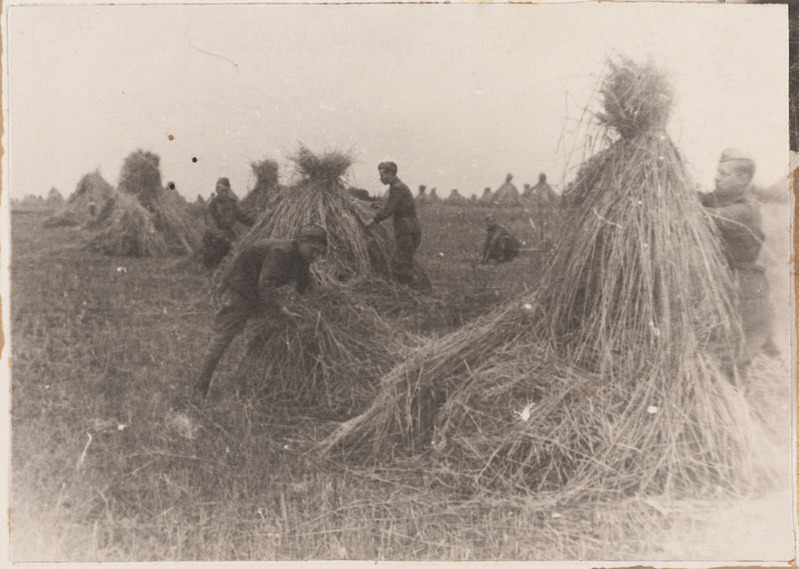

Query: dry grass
<box><xmin>322</xmin><ymin>58</ymin><xmax>783</xmax><ymax>503</ymax></box>
<box><xmin>87</xmin><ymin>192</ymin><xmax>169</xmax><ymax>257</ymax></box>
<box><xmin>214</xmin><ymin>145</ymin><xmax>396</xmax><ymax>290</ymax></box>
<box><xmin>80</xmin><ymin>150</ymin><xmax>202</xmax><ymax>257</ymax></box>
<box><xmin>241</xmin><ymin>158</ymin><xmax>280</xmax><ymax>215</ymax></box>
<box><xmin>10</xmin><ymin>203</ymin><xmax>791</xmax><ymax>562</ymax></box>
<box><xmin>118</xmin><ymin>149</ymin><xmax>163</xmax><ymax>212</ymax></box>
<box><xmin>43</xmin><ymin>171</ymin><xmax>116</xmax><ymax>228</ymax></box>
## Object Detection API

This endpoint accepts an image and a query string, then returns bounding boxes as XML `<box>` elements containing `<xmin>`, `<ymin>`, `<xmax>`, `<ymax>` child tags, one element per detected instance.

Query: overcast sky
<box><xmin>5</xmin><ymin>2</ymin><xmax>788</xmax><ymax>200</ymax></box>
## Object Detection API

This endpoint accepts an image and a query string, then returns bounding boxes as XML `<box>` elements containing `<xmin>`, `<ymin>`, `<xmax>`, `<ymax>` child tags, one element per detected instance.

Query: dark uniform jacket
<box><xmin>208</xmin><ymin>192</ymin><xmax>254</xmax><ymax>231</ymax></box>
<box><xmin>373</xmin><ymin>180</ymin><xmax>421</xmax><ymax>236</ymax></box>
<box><xmin>224</xmin><ymin>239</ymin><xmax>313</xmax><ymax>311</ymax></box>
<box><xmin>701</xmin><ymin>188</ymin><xmax>766</xmax><ymax>300</ymax></box>
<box><xmin>700</xmin><ymin>189</ymin><xmax>764</xmax><ymax>270</ymax></box>
<box><xmin>483</xmin><ymin>223</ymin><xmax>521</xmax><ymax>260</ymax></box>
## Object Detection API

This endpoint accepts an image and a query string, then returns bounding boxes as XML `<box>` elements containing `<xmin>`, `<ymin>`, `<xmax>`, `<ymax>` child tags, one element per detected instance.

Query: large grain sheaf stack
<box><xmin>43</xmin><ymin>171</ymin><xmax>116</xmax><ymax>228</ymax></box>
<box><xmin>214</xmin><ymin>146</ymin><xmax>423</xmax><ymax>412</ymax></box>
<box><xmin>217</xmin><ymin>146</ymin><xmax>395</xmax><ymax>286</ymax></box>
<box><xmin>323</xmin><ymin>59</ymin><xmax>778</xmax><ymax>500</ymax></box>
<box><xmin>241</xmin><ymin>158</ymin><xmax>281</xmax><ymax>216</ymax></box>
<box><xmin>89</xmin><ymin>150</ymin><xmax>202</xmax><ymax>257</ymax></box>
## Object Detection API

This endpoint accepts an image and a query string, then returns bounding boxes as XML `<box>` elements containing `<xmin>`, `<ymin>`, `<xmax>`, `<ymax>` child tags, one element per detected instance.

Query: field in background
<box><xmin>8</xmin><ymin>201</ymin><xmax>794</xmax><ymax>562</ymax></box>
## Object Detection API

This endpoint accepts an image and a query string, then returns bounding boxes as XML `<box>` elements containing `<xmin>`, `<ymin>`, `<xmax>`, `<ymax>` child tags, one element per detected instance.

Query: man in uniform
<box><xmin>480</xmin><ymin>214</ymin><xmax>521</xmax><ymax>264</ymax></box>
<box><xmin>203</xmin><ymin>177</ymin><xmax>255</xmax><ymax>268</ymax></box>
<box><xmin>368</xmin><ymin>162</ymin><xmax>422</xmax><ymax>285</ymax></box>
<box><xmin>700</xmin><ymin>148</ymin><xmax>776</xmax><ymax>368</ymax></box>
<box><xmin>193</xmin><ymin>224</ymin><xmax>328</xmax><ymax>403</ymax></box>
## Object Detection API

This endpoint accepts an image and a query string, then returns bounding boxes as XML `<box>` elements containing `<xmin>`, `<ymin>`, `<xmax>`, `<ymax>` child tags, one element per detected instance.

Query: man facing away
<box><xmin>480</xmin><ymin>214</ymin><xmax>521</xmax><ymax>264</ymax></box>
<box><xmin>193</xmin><ymin>224</ymin><xmax>328</xmax><ymax>403</ymax></box>
<box><xmin>700</xmin><ymin>148</ymin><xmax>777</xmax><ymax>368</ymax></box>
<box><xmin>368</xmin><ymin>162</ymin><xmax>422</xmax><ymax>286</ymax></box>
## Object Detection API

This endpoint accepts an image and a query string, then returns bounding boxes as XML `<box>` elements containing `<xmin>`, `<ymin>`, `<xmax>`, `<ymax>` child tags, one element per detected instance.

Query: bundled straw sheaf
<box><xmin>597</xmin><ymin>57</ymin><xmax>673</xmax><ymax>140</ymax></box>
<box><xmin>118</xmin><ymin>150</ymin><xmax>163</xmax><ymax>212</ymax></box>
<box><xmin>322</xmin><ymin>58</ymin><xmax>779</xmax><ymax>500</ymax></box>
<box><xmin>214</xmin><ymin>146</ymin><xmax>395</xmax><ymax>291</ymax></box>
<box><xmin>212</xmin><ymin>146</ymin><xmax>431</xmax><ymax>412</ymax></box>
<box><xmin>84</xmin><ymin>151</ymin><xmax>202</xmax><ymax>257</ymax></box>
<box><xmin>235</xmin><ymin>280</ymin><xmax>422</xmax><ymax>415</ymax></box>
<box><xmin>87</xmin><ymin>192</ymin><xmax>169</xmax><ymax>257</ymax></box>
<box><xmin>241</xmin><ymin>158</ymin><xmax>280</xmax><ymax>215</ymax></box>
<box><xmin>43</xmin><ymin>171</ymin><xmax>116</xmax><ymax>228</ymax></box>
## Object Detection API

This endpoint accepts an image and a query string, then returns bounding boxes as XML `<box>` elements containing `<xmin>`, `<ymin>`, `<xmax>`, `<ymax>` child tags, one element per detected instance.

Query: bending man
<box><xmin>193</xmin><ymin>224</ymin><xmax>328</xmax><ymax>403</ymax></box>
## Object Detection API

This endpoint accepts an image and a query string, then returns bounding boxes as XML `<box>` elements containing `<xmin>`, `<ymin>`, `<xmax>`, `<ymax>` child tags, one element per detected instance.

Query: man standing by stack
<box><xmin>368</xmin><ymin>162</ymin><xmax>422</xmax><ymax>286</ymax></box>
<box><xmin>203</xmin><ymin>177</ymin><xmax>255</xmax><ymax>268</ymax></box>
<box><xmin>700</xmin><ymin>148</ymin><xmax>777</xmax><ymax>369</ymax></box>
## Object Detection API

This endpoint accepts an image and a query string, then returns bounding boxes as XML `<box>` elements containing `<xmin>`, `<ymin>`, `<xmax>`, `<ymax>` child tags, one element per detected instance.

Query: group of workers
<box><xmin>191</xmin><ymin>149</ymin><xmax>778</xmax><ymax>404</ymax></box>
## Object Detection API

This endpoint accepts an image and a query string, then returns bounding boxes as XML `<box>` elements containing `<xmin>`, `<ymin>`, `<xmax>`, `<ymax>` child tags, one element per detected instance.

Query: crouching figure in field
<box><xmin>193</xmin><ymin>224</ymin><xmax>328</xmax><ymax>404</ymax></box>
<box><xmin>480</xmin><ymin>214</ymin><xmax>521</xmax><ymax>264</ymax></box>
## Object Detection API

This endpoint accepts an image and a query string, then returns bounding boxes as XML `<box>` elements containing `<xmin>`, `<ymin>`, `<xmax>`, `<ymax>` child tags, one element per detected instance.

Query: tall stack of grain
<box><xmin>323</xmin><ymin>59</ymin><xmax>779</xmax><ymax>502</ymax></box>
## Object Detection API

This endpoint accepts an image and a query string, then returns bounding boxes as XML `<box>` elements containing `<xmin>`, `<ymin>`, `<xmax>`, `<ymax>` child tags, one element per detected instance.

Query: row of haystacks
<box><xmin>321</xmin><ymin>58</ymin><xmax>782</xmax><ymax>503</ymax></box>
<box><xmin>211</xmin><ymin>146</ymin><xmax>433</xmax><ymax>414</ymax></box>
<box><xmin>44</xmin><ymin>151</ymin><xmax>203</xmax><ymax>257</ymax></box>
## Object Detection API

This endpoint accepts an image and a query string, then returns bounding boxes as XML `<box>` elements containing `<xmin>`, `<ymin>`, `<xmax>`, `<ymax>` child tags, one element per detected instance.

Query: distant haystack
<box><xmin>87</xmin><ymin>192</ymin><xmax>168</xmax><ymax>257</ymax></box>
<box><xmin>416</xmin><ymin>185</ymin><xmax>428</xmax><ymax>203</ymax></box>
<box><xmin>526</xmin><ymin>173</ymin><xmax>559</xmax><ymax>205</ymax></box>
<box><xmin>428</xmin><ymin>188</ymin><xmax>441</xmax><ymax>202</ymax></box>
<box><xmin>241</xmin><ymin>158</ymin><xmax>280</xmax><ymax>215</ymax></box>
<box><xmin>46</xmin><ymin>187</ymin><xmax>65</xmax><ymax>208</ymax></box>
<box><xmin>88</xmin><ymin>150</ymin><xmax>202</xmax><ymax>256</ymax></box>
<box><xmin>479</xmin><ymin>186</ymin><xmax>494</xmax><ymax>203</ymax></box>
<box><xmin>43</xmin><ymin>171</ymin><xmax>116</xmax><ymax>227</ymax></box>
<box><xmin>118</xmin><ymin>150</ymin><xmax>162</xmax><ymax>213</ymax></box>
<box><xmin>492</xmin><ymin>173</ymin><xmax>520</xmax><ymax>206</ymax></box>
<box><xmin>446</xmin><ymin>189</ymin><xmax>466</xmax><ymax>203</ymax></box>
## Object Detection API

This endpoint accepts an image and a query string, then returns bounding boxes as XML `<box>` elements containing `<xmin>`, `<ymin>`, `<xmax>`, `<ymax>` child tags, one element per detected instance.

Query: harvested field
<box><xmin>9</xmin><ymin>193</ymin><xmax>792</xmax><ymax>561</ymax></box>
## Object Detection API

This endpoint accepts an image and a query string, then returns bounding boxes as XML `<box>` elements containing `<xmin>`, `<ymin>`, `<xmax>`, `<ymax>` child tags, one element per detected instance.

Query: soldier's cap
<box><xmin>298</xmin><ymin>224</ymin><xmax>328</xmax><ymax>245</ymax></box>
<box><xmin>215</xmin><ymin>177</ymin><xmax>232</xmax><ymax>192</ymax></box>
<box><xmin>378</xmin><ymin>161</ymin><xmax>398</xmax><ymax>175</ymax></box>
<box><xmin>719</xmin><ymin>148</ymin><xmax>755</xmax><ymax>166</ymax></box>
<box><xmin>485</xmin><ymin>214</ymin><xmax>497</xmax><ymax>224</ymax></box>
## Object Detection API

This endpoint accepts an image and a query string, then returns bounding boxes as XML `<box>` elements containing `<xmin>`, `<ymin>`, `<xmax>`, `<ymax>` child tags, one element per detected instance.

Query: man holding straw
<box><xmin>700</xmin><ymin>148</ymin><xmax>776</xmax><ymax>368</ymax></box>
<box><xmin>368</xmin><ymin>162</ymin><xmax>422</xmax><ymax>286</ymax></box>
<box><xmin>192</xmin><ymin>224</ymin><xmax>328</xmax><ymax>404</ymax></box>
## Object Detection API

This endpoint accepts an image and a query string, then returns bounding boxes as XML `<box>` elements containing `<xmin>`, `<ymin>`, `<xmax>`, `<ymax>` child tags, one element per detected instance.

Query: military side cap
<box><xmin>719</xmin><ymin>148</ymin><xmax>754</xmax><ymax>164</ymax></box>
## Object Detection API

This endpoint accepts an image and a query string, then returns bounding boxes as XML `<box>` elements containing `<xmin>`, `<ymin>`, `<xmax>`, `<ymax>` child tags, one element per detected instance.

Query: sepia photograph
<box><xmin>2</xmin><ymin>0</ymin><xmax>795</xmax><ymax>564</ymax></box>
